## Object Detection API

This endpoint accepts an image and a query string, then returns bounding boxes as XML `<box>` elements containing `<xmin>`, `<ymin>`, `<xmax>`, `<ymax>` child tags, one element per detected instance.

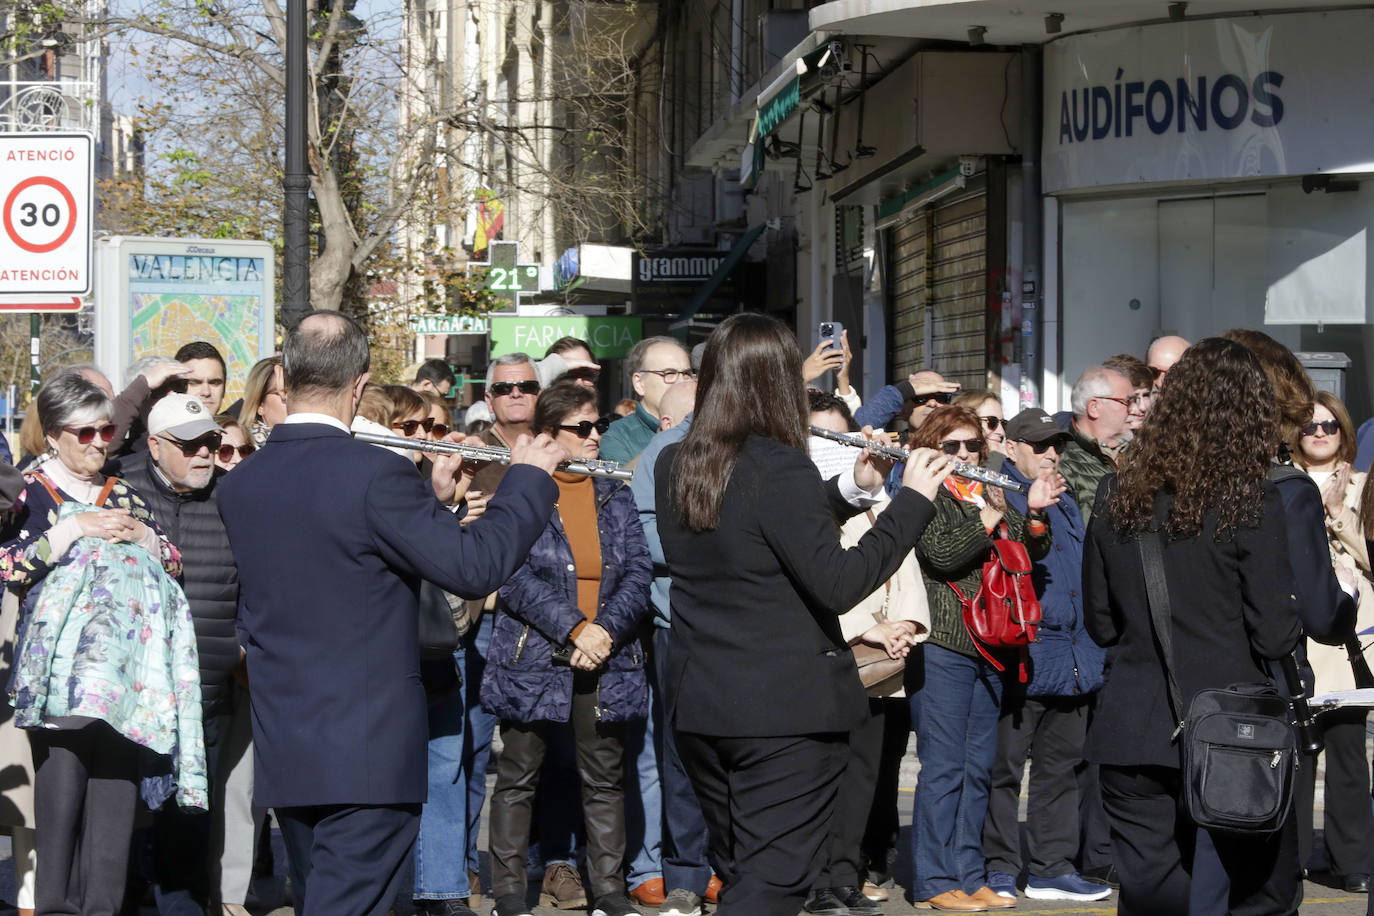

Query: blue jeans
<box><xmin>465</xmin><ymin>611</ymin><xmax>581</xmax><ymax>876</ymax></box>
<box><xmin>908</xmin><ymin>643</ymin><xmax>1003</xmax><ymax>901</ymax></box>
<box><xmin>624</xmin><ymin>632</ymin><xmax>663</xmax><ymax>887</ymax></box>
<box><xmin>653</xmin><ymin>626</ymin><xmax>712</xmax><ymax>895</ymax></box>
<box><xmin>416</xmin><ymin>648</ymin><xmax>470</xmax><ymax>900</ymax></box>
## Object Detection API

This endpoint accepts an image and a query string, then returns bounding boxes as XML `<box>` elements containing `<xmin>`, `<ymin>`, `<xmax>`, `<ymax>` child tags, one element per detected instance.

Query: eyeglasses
<box><xmin>1094</xmin><ymin>396</ymin><xmax>1132</xmax><ymax>408</ymax></box>
<box><xmin>939</xmin><ymin>438</ymin><xmax>985</xmax><ymax>455</ymax></box>
<box><xmin>264</xmin><ymin>388</ymin><xmax>285</xmax><ymax>400</ymax></box>
<box><xmin>429</xmin><ymin>424</ymin><xmax>451</xmax><ymax>439</ymax></box>
<box><xmin>489</xmin><ymin>380</ymin><xmax>540</xmax><ymax>397</ymax></box>
<box><xmin>218</xmin><ymin>442</ymin><xmax>255</xmax><ymax>462</ymax></box>
<box><xmin>63</xmin><ymin>424</ymin><xmax>117</xmax><ymax>445</ymax></box>
<box><xmin>913</xmin><ymin>392</ymin><xmax>952</xmax><ymax>407</ymax></box>
<box><xmin>160</xmin><ymin>432</ymin><xmax>223</xmax><ymax>457</ymax></box>
<box><xmin>558</xmin><ymin>418</ymin><xmax>612</xmax><ymax>439</ymax></box>
<box><xmin>1128</xmin><ymin>393</ymin><xmax>1153</xmax><ymax>408</ymax></box>
<box><xmin>638</xmin><ymin>368</ymin><xmax>695</xmax><ymax>384</ymax></box>
<box><xmin>1301</xmin><ymin>419</ymin><xmax>1341</xmax><ymax>437</ymax></box>
<box><xmin>393</xmin><ymin>417</ymin><xmax>435</xmax><ymax>436</ymax></box>
<box><xmin>979</xmin><ymin>415</ymin><xmax>1002</xmax><ymax>431</ymax></box>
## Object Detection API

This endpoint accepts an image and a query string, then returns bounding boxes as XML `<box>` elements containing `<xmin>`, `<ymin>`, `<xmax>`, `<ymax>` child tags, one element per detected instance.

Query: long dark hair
<box><xmin>671</xmin><ymin>313</ymin><xmax>807</xmax><ymax>531</ymax></box>
<box><xmin>1221</xmin><ymin>328</ymin><xmax>1314</xmax><ymax>453</ymax></box>
<box><xmin>1109</xmin><ymin>337</ymin><xmax>1277</xmax><ymax>538</ymax></box>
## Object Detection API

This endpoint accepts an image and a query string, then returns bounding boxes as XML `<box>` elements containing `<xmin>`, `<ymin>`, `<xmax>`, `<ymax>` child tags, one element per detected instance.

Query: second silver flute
<box><xmin>808</xmin><ymin>426</ymin><xmax>1027</xmax><ymax>494</ymax></box>
<box><xmin>352</xmin><ymin>431</ymin><xmax>634</xmax><ymax>481</ymax></box>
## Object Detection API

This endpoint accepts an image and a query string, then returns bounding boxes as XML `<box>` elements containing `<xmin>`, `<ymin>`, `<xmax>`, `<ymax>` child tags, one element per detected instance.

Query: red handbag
<box><xmin>947</xmin><ymin>523</ymin><xmax>1041</xmax><ymax>682</ymax></box>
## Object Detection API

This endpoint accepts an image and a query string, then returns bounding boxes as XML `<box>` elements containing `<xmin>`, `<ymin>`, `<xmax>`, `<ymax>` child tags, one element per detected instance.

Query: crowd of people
<box><xmin>0</xmin><ymin>314</ymin><xmax>1367</xmax><ymax>916</ymax></box>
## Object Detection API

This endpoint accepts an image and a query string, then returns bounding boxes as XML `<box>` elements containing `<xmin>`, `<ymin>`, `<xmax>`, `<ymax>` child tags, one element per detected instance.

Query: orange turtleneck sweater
<box><xmin>555</xmin><ymin>471</ymin><xmax>603</xmax><ymax>637</ymax></box>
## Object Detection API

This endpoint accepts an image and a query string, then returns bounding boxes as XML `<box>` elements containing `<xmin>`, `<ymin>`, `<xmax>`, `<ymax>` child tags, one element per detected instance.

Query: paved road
<box><xmin>0</xmin><ymin>733</ymin><xmax>1366</xmax><ymax>915</ymax></box>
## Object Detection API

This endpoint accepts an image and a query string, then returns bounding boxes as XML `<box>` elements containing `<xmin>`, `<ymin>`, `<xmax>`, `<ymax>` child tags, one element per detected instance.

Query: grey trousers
<box><xmin>30</xmin><ymin>720</ymin><xmax>140</xmax><ymax>916</ymax></box>
<box><xmin>213</xmin><ymin>686</ymin><xmax>267</xmax><ymax>905</ymax></box>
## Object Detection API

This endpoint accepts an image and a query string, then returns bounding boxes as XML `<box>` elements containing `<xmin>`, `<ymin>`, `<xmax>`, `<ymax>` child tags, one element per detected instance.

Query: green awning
<box><xmin>756</xmin><ymin>76</ymin><xmax>800</xmax><ymax>140</ymax></box>
<box><xmin>673</xmin><ymin>224</ymin><xmax>767</xmax><ymax>326</ymax></box>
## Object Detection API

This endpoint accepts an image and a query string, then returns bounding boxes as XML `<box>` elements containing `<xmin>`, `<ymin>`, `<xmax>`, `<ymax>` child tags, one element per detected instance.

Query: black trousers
<box><xmin>677</xmin><ymin>730</ymin><xmax>847</xmax><ymax>916</ymax></box>
<box><xmin>488</xmin><ymin>676</ymin><xmax>629</xmax><ymax>902</ymax></box>
<box><xmin>817</xmin><ymin>702</ymin><xmax>885</xmax><ymax>888</ymax></box>
<box><xmin>1298</xmin><ymin>707</ymin><xmax>1372</xmax><ymax>876</ymax></box>
<box><xmin>860</xmin><ymin>698</ymin><xmax>909</xmax><ymax>883</ymax></box>
<box><xmin>817</xmin><ymin>698</ymin><xmax>908</xmax><ymax>889</ymax></box>
<box><xmin>31</xmin><ymin>720</ymin><xmax>141</xmax><ymax>916</ymax></box>
<box><xmin>1076</xmin><ymin>694</ymin><xmax>1113</xmax><ymax>874</ymax></box>
<box><xmin>1099</xmin><ymin>764</ymin><xmax>1301</xmax><ymax>916</ymax></box>
<box><xmin>983</xmin><ymin>694</ymin><xmax>1090</xmax><ymax>879</ymax></box>
<box><xmin>276</xmin><ymin>802</ymin><xmax>421</xmax><ymax>916</ymax></box>
<box><xmin>151</xmin><ymin>709</ymin><xmax>227</xmax><ymax>914</ymax></box>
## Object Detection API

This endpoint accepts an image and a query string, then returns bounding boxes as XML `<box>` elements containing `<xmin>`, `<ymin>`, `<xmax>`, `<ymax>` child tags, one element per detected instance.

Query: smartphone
<box><xmin>819</xmin><ymin>321</ymin><xmax>844</xmax><ymax>354</ymax></box>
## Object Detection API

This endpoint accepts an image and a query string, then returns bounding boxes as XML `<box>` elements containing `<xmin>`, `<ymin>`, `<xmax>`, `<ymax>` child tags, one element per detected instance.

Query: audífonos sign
<box><xmin>1042</xmin><ymin>10</ymin><xmax>1374</xmax><ymax>193</ymax></box>
<box><xmin>489</xmin><ymin>316</ymin><xmax>642</xmax><ymax>360</ymax></box>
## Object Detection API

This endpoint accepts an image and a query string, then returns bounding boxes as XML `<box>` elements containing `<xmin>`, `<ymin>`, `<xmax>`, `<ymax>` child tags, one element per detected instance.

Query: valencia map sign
<box><xmin>0</xmin><ymin>132</ymin><xmax>93</xmax><ymax>302</ymax></box>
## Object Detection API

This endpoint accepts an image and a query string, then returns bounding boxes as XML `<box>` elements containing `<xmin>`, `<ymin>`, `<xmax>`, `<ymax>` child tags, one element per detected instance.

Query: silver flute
<box><xmin>352</xmin><ymin>431</ymin><xmax>634</xmax><ymax>481</ymax></box>
<box><xmin>808</xmin><ymin>426</ymin><xmax>1027</xmax><ymax>494</ymax></box>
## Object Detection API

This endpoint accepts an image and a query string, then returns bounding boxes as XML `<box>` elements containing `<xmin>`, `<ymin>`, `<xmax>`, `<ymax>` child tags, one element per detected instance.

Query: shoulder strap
<box><xmin>1138</xmin><ymin>530</ymin><xmax>1186</xmax><ymax>740</ymax></box>
<box><xmin>95</xmin><ymin>478</ymin><xmax>117</xmax><ymax>508</ymax></box>
<box><xmin>33</xmin><ymin>471</ymin><xmax>63</xmax><ymax>506</ymax></box>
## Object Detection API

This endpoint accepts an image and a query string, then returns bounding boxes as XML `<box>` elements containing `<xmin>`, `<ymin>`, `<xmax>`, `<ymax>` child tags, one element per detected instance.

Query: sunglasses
<box><xmin>979</xmin><ymin>415</ymin><xmax>1002</xmax><ymax>431</ymax></box>
<box><xmin>429</xmin><ymin>424</ymin><xmax>451</xmax><ymax>438</ymax></box>
<box><xmin>164</xmin><ymin>378</ymin><xmax>190</xmax><ymax>394</ymax></box>
<box><xmin>940</xmin><ymin>438</ymin><xmax>985</xmax><ymax>455</ymax></box>
<box><xmin>160</xmin><ymin>432</ymin><xmax>223</xmax><ymax>457</ymax></box>
<box><xmin>63</xmin><ymin>424</ymin><xmax>117</xmax><ymax>445</ymax></box>
<box><xmin>1095</xmin><ymin>395</ymin><xmax>1132</xmax><ymax>408</ymax></box>
<box><xmin>558</xmin><ymin>418</ymin><xmax>612</xmax><ymax>438</ymax></box>
<box><xmin>218</xmin><ymin>442</ymin><xmax>255</xmax><ymax>462</ymax></box>
<box><xmin>489</xmin><ymin>380</ymin><xmax>540</xmax><ymax>396</ymax></box>
<box><xmin>393</xmin><ymin>417</ymin><xmax>435</xmax><ymax>436</ymax></box>
<box><xmin>1300</xmin><ymin>419</ymin><xmax>1340</xmax><ymax>437</ymax></box>
<box><xmin>1020</xmin><ymin>438</ymin><xmax>1063</xmax><ymax>455</ymax></box>
<box><xmin>913</xmin><ymin>392</ymin><xmax>952</xmax><ymax>406</ymax></box>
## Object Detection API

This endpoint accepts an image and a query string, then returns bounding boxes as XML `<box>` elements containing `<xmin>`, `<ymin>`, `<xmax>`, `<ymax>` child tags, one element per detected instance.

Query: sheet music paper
<box><xmin>1311</xmin><ymin>688</ymin><xmax>1374</xmax><ymax>710</ymax></box>
<box><xmin>809</xmin><ymin>436</ymin><xmax>857</xmax><ymax>482</ymax></box>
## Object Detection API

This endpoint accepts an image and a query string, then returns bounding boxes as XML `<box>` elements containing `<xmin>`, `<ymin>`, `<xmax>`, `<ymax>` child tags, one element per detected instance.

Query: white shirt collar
<box><xmin>283</xmin><ymin>412</ymin><xmax>351</xmax><ymax>433</ymax></box>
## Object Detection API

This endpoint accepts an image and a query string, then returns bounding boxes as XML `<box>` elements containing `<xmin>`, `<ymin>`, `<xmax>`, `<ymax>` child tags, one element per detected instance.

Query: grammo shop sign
<box><xmin>489</xmin><ymin>316</ymin><xmax>643</xmax><ymax>360</ymax></box>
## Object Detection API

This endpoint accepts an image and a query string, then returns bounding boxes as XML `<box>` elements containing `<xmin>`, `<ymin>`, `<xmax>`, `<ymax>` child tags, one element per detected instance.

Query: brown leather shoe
<box><xmin>914</xmin><ymin>889</ymin><xmax>989</xmax><ymax>911</ymax></box>
<box><xmin>539</xmin><ymin>863</ymin><xmax>587</xmax><ymax>909</ymax></box>
<box><xmin>631</xmin><ymin>878</ymin><xmax>667</xmax><ymax>906</ymax></box>
<box><xmin>704</xmin><ymin>875</ymin><xmax>723</xmax><ymax>904</ymax></box>
<box><xmin>970</xmin><ymin>886</ymin><xmax>1016</xmax><ymax>909</ymax></box>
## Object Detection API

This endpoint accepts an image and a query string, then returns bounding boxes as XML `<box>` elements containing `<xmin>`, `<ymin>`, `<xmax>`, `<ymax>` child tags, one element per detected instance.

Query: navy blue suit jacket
<box><xmin>217</xmin><ymin>422</ymin><xmax>556</xmax><ymax>807</ymax></box>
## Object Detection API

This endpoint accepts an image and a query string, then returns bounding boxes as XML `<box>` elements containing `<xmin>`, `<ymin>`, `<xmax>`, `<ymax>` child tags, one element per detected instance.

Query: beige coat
<box><xmin>1307</xmin><ymin>467</ymin><xmax>1374</xmax><ymax>694</ymax></box>
<box><xmin>838</xmin><ymin>495</ymin><xmax>932</xmax><ymax>698</ymax></box>
<box><xmin>0</xmin><ymin>590</ymin><xmax>35</xmax><ymax>828</ymax></box>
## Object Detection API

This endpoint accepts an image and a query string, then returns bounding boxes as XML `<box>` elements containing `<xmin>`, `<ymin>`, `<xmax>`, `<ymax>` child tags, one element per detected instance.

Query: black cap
<box><xmin>1005</xmin><ymin>408</ymin><xmax>1072</xmax><ymax>445</ymax></box>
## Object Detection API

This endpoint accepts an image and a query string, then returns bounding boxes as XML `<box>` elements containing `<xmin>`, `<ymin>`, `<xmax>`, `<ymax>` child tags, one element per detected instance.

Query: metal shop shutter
<box><xmin>886</xmin><ymin>177</ymin><xmax>988</xmax><ymax>392</ymax></box>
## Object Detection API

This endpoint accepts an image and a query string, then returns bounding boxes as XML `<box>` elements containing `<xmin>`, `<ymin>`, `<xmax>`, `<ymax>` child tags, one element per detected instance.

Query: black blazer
<box><xmin>217</xmin><ymin>422</ymin><xmax>556</xmax><ymax>807</ymax></box>
<box><xmin>655</xmin><ymin>435</ymin><xmax>936</xmax><ymax>738</ymax></box>
<box><xmin>1269</xmin><ymin>467</ymin><xmax>1356</xmax><ymax>645</ymax></box>
<box><xmin>1082</xmin><ymin>479</ymin><xmax>1302</xmax><ymax>768</ymax></box>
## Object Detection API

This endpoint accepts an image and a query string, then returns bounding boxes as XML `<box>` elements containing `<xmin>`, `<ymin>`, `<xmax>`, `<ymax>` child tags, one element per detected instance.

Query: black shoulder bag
<box><xmin>1138</xmin><ymin>530</ymin><xmax>1297</xmax><ymax>835</ymax></box>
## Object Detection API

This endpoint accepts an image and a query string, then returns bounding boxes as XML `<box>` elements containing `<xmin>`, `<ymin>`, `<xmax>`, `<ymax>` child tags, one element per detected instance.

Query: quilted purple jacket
<box><xmin>481</xmin><ymin>478</ymin><xmax>652</xmax><ymax>724</ymax></box>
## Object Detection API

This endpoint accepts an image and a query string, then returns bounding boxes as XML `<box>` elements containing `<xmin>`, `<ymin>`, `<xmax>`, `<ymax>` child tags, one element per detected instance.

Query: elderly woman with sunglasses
<box><xmin>0</xmin><ymin>372</ymin><xmax>204</xmax><ymax>916</ymax></box>
<box><xmin>906</xmin><ymin>405</ymin><xmax>1063</xmax><ymax>912</ymax></box>
<box><xmin>481</xmin><ymin>381</ymin><xmax>652</xmax><ymax>916</ymax></box>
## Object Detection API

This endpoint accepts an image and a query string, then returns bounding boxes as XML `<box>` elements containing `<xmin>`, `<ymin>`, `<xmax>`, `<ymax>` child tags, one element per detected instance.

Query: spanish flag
<box><xmin>473</xmin><ymin>190</ymin><xmax>504</xmax><ymax>258</ymax></box>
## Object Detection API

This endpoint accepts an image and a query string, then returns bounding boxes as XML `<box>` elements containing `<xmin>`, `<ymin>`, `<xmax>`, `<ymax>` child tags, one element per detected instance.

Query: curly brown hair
<box><xmin>911</xmin><ymin>406</ymin><xmax>985</xmax><ymax>454</ymax></box>
<box><xmin>1221</xmin><ymin>328</ymin><xmax>1314</xmax><ymax>451</ymax></box>
<box><xmin>1108</xmin><ymin>337</ymin><xmax>1277</xmax><ymax>538</ymax></box>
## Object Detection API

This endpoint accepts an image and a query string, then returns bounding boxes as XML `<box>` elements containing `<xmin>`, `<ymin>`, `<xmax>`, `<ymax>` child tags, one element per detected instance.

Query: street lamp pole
<box><xmin>282</xmin><ymin>0</ymin><xmax>310</xmax><ymax>327</ymax></box>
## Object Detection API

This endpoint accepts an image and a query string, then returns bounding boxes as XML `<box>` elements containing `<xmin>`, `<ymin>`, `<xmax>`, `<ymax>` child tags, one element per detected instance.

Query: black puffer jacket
<box><xmin>117</xmin><ymin>453</ymin><xmax>240</xmax><ymax>715</ymax></box>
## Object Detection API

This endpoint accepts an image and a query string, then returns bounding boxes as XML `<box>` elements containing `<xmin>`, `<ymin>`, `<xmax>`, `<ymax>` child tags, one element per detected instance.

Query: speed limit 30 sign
<box><xmin>0</xmin><ymin>133</ymin><xmax>93</xmax><ymax>297</ymax></box>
